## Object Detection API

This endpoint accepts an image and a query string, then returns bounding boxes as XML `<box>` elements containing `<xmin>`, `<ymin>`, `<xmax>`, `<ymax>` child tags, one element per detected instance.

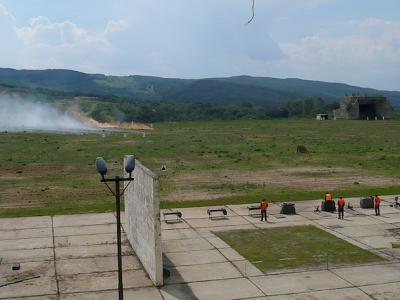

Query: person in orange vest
<box><xmin>260</xmin><ymin>199</ymin><xmax>268</xmax><ymax>222</ymax></box>
<box><xmin>374</xmin><ymin>195</ymin><xmax>381</xmax><ymax>216</ymax></box>
<box><xmin>337</xmin><ymin>196</ymin><xmax>345</xmax><ymax>219</ymax></box>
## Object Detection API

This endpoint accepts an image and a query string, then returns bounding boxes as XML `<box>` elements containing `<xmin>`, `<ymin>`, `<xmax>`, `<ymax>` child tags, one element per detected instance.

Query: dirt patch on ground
<box><xmin>163</xmin><ymin>167</ymin><xmax>400</xmax><ymax>201</ymax></box>
<box><xmin>0</xmin><ymin>164</ymin><xmax>77</xmax><ymax>177</ymax></box>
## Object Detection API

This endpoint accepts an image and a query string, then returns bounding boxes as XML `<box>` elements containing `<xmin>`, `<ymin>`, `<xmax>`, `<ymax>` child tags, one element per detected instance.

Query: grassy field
<box><xmin>1</xmin><ymin>119</ymin><xmax>400</xmax><ymax>217</ymax></box>
<box><xmin>215</xmin><ymin>226</ymin><xmax>384</xmax><ymax>271</ymax></box>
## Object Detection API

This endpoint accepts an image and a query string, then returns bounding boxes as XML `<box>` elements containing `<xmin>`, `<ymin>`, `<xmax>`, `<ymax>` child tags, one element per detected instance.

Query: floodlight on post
<box><xmin>95</xmin><ymin>155</ymin><xmax>135</xmax><ymax>300</ymax></box>
<box><xmin>124</xmin><ymin>155</ymin><xmax>135</xmax><ymax>179</ymax></box>
<box><xmin>95</xmin><ymin>157</ymin><xmax>107</xmax><ymax>180</ymax></box>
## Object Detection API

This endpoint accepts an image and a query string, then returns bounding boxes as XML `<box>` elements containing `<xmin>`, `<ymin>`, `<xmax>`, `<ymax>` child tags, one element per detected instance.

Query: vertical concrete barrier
<box><xmin>124</xmin><ymin>158</ymin><xmax>163</xmax><ymax>286</ymax></box>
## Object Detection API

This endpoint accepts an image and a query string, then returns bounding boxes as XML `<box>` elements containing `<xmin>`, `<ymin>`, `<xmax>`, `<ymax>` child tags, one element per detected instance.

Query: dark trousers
<box><xmin>338</xmin><ymin>207</ymin><xmax>344</xmax><ymax>219</ymax></box>
<box><xmin>261</xmin><ymin>210</ymin><xmax>267</xmax><ymax>221</ymax></box>
<box><xmin>375</xmin><ymin>205</ymin><xmax>380</xmax><ymax>216</ymax></box>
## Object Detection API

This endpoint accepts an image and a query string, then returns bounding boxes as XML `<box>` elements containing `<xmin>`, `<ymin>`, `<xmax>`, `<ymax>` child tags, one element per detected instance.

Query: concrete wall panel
<box><xmin>124</xmin><ymin>158</ymin><xmax>163</xmax><ymax>286</ymax></box>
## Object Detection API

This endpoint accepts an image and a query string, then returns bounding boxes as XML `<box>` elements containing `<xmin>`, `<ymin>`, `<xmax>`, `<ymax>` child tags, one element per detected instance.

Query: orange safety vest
<box><xmin>374</xmin><ymin>196</ymin><xmax>381</xmax><ymax>205</ymax></box>
<box><xmin>338</xmin><ymin>198</ymin><xmax>345</xmax><ymax>208</ymax></box>
<box><xmin>325</xmin><ymin>193</ymin><xmax>332</xmax><ymax>201</ymax></box>
<box><xmin>261</xmin><ymin>200</ymin><xmax>268</xmax><ymax>210</ymax></box>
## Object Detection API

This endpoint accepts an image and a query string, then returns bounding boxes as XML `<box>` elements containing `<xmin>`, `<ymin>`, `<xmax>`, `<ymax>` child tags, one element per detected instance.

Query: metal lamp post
<box><xmin>95</xmin><ymin>155</ymin><xmax>135</xmax><ymax>300</ymax></box>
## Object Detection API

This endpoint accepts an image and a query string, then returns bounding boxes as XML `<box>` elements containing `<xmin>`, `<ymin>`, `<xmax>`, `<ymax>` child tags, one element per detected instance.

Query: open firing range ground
<box><xmin>1</xmin><ymin>196</ymin><xmax>400</xmax><ymax>299</ymax></box>
<box><xmin>3</xmin><ymin>119</ymin><xmax>400</xmax><ymax>218</ymax></box>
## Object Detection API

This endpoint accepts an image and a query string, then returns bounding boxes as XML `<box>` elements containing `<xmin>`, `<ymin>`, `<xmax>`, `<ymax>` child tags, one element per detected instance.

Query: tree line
<box><xmin>88</xmin><ymin>98</ymin><xmax>340</xmax><ymax>123</ymax></box>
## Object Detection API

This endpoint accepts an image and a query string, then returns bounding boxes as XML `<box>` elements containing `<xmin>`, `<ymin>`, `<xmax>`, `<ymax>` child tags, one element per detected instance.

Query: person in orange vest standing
<box><xmin>337</xmin><ymin>196</ymin><xmax>345</xmax><ymax>220</ymax></box>
<box><xmin>374</xmin><ymin>195</ymin><xmax>381</xmax><ymax>216</ymax></box>
<box><xmin>261</xmin><ymin>199</ymin><xmax>268</xmax><ymax>222</ymax></box>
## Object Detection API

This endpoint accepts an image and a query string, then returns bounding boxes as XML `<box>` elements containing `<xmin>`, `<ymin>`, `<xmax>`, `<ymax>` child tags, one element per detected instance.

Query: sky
<box><xmin>0</xmin><ymin>0</ymin><xmax>399</xmax><ymax>90</ymax></box>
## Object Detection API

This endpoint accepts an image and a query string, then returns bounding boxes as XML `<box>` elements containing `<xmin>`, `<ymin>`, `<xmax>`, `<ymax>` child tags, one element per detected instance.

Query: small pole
<box><xmin>115</xmin><ymin>176</ymin><xmax>124</xmax><ymax>300</ymax></box>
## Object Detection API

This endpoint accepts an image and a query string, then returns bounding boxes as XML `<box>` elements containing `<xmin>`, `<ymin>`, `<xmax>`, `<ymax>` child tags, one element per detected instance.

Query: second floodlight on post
<box><xmin>96</xmin><ymin>157</ymin><xmax>107</xmax><ymax>180</ymax></box>
<box><xmin>124</xmin><ymin>155</ymin><xmax>135</xmax><ymax>178</ymax></box>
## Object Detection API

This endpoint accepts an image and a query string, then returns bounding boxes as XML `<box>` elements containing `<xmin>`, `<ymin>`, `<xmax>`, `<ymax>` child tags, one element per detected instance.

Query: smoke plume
<box><xmin>0</xmin><ymin>95</ymin><xmax>90</xmax><ymax>132</ymax></box>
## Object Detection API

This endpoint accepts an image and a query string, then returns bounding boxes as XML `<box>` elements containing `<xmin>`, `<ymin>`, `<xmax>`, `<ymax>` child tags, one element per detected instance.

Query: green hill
<box><xmin>0</xmin><ymin>68</ymin><xmax>399</xmax><ymax>107</ymax></box>
<box><xmin>215</xmin><ymin>75</ymin><xmax>400</xmax><ymax>103</ymax></box>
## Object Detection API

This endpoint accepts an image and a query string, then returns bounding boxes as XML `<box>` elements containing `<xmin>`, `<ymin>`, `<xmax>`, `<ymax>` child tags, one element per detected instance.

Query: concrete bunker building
<box><xmin>333</xmin><ymin>95</ymin><xmax>394</xmax><ymax>120</ymax></box>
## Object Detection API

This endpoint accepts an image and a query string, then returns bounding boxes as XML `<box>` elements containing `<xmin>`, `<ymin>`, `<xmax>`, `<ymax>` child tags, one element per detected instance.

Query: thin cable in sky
<box><xmin>246</xmin><ymin>0</ymin><xmax>255</xmax><ymax>24</ymax></box>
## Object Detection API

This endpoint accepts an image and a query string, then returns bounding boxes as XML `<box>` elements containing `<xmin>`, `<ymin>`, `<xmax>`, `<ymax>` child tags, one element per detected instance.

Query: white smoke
<box><xmin>0</xmin><ymin>95</ymin><xmax>90</xmax><ymax>132</ymax></box>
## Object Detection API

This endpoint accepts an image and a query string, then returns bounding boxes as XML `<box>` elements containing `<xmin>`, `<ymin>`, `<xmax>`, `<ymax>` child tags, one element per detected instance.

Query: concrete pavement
<box><xmin>1</xmin><ymin>195</ymin><xmax>400</xmax><ymax>299</ymax></box>
<box><xmin>0</xmin><ymin>213</ymin><xmax>160</xmax><ymax>300</ymax></box>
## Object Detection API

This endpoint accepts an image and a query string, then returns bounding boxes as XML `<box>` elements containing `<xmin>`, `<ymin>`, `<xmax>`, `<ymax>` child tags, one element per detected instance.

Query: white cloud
<box><xmin>13</xmin><ymin>18</ymin><xmax>112</xmax><ymax>71</ymax></box>
<box><xmin>277</xmin><ymin>18</ymin><xmax>400</xmax><ymax>88</ymax></box>
<box><xmin>105</xmin><ymin>20</ymin><xmax>129</xmax><ymax>36</ymax></box>
<box><xmin>0</xmin><ymin>3</ymin><xmax>15</xmax><ymax>22</ymax></box>
<box><xmin>16</xmin><ymin>16</ymin><xmax>113</xmax><ymax>51</ymax></box>
<box><xmin>0</xmin><ymin>5</ymin><xmax>129</xmax><ymax>72</ymax></box>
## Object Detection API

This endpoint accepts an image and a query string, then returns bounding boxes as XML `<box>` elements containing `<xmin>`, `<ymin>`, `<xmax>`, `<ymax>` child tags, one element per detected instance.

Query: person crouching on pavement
<box><xmin>261</xmin><ymin>198</ymin><xmax>268</xmax><ymax>222</ymax></box>
<box><xmin>337</xmin><ymin>196</ymin><xmax>345</xmax><ymax>220</ymax></box>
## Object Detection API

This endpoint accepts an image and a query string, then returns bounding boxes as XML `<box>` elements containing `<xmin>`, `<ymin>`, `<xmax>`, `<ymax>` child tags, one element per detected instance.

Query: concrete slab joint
<box><xmin>123</xmin><ymin>158</ymin><xmax>163</xmax><ymax>286</ymax></box>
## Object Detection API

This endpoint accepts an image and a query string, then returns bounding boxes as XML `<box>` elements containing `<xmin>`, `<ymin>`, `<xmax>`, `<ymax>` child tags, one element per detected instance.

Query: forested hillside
<box><xmin>1</xmin><ymin>68</ymin><xmax>399</xmax><ymax>107</ymax></box>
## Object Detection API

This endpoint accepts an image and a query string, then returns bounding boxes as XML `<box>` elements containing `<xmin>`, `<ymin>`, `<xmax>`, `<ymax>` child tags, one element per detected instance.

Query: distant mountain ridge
<box><xmin>0</xmin><ymin>68</ymin><xmax>399</xmax><ymax>107</ymax></box>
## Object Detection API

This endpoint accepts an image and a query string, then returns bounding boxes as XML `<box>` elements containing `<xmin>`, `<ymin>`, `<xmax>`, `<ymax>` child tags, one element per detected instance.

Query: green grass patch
<box><xmin>392</xmin><ymin>243</ymin><xmax>400</xmax><ymax>248</ymax></box>
<box><xmin>215</xmin><ymin>225</ymin><xmax>383</xmax><ymax>271</ymax></box>
<box><xmin>0</xmin><ymin>199</ymin><xmax>119</xmax><ymax>218</ymax></box>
